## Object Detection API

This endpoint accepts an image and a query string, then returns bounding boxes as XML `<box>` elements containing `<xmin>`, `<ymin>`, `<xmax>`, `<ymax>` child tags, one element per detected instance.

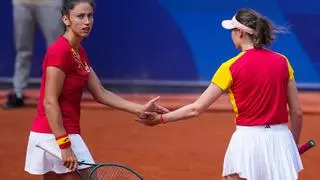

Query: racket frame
<box><xmin>35</xmin><ymin>142</ymin><xmax>144</xmax><ymax>180</ymax></box>
<box><xmin>77</xmin><ymin>161</ymin><xmax>144</xmax><ymax>180</ymax></box>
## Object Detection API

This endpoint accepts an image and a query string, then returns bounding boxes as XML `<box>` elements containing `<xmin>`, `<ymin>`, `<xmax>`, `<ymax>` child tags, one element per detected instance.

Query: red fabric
<box><xmin>55</xmin><ymin>134</ymin><xmax>68</xmax><ymax>140</ymax></box>
<box><xmin>59</xmin><ymin>141</ymin><xmax>71</xmax><ymax>149</ymax></box>
<box><xmin>31</xmin><ymin>36</ymin><xmax>91</xmax><ymax>134</ymax></box>
<box><xmin>229</xmin><ymin>48</ymin><xmax>290</xmax><ymax>126</ymax></box>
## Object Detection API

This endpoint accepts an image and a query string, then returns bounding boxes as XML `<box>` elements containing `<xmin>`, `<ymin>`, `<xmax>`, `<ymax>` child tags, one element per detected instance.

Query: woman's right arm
<box><xmin>43</xmin><ymin>67</ymin><xmax>66</xmax><ymax>137</ymax></box>
<box><xmin>287</xmin><ymin>80</ymin><xmax>303</xmax><ymax>145</ymax></box>
<box><xmin>43</xmin><ymin>66</ymin><xmax>78</xmax><ymax>171</ymax></box>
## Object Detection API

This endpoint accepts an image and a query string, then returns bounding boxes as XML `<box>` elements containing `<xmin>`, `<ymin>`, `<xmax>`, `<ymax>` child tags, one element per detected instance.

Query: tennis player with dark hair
<box><xmin>138</xmin><ymin>8</ymin><xmax>303</xmax><ymax>180</ymax></box>
<box><xmin>24</xmin><ymin>0</ymin><xmax>168</xmax><ymax>179</ymax></box>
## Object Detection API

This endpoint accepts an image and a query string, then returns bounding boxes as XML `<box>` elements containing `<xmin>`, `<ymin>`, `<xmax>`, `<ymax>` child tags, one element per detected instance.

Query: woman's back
<box><xmin>217</xmin><ymin>48</ymin><xmax>293</xmax><ymax>126</ymax></box>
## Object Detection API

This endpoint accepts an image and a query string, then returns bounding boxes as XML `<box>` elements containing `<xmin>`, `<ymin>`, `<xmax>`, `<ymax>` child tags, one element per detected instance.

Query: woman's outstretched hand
<box><xmin>136</xmin><ymin>96</ymin><xmax>168</xmax><ymax>126</ymax></box>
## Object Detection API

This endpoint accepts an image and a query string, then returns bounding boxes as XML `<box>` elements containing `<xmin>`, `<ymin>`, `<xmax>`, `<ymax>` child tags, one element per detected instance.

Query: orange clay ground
<box><xmin>0</xmin><ymin>89</ymin><xmax>319</xmax><ymax>180</ymax></box>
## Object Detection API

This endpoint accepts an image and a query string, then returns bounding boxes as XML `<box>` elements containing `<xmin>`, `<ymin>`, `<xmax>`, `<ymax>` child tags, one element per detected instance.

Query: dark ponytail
<box><xmin>235</xmin><ymin>8</ymin><xmax>288</xmax><ymax>48</ymax></box>
<box><xmin>251</xmin><ymin>16</ymin><xmax>275</xmax><ymax>48</ymax></box>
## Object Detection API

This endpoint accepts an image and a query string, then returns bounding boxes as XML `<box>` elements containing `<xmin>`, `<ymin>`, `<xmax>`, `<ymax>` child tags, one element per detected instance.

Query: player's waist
<box><xmin>235</xmin><ymin>115</ymin><xmax>288</xmax><ymax>126</ymax></box>
<box><xmin>236</xmin><ymin>123</ymin><xmax>288</xmax><ymax>131</ymax></box>
<box><xmin>32</xmin><ymin>115</ymin><xmax>81</xmax><ymax>133</ymax></box>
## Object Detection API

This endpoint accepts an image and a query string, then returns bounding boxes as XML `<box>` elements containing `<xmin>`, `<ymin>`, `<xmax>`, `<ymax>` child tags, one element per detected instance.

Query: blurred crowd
<box><xmin>3</xmin><ymin>0</ymin><xmax>63</xmax><ymax>109</ymax></box>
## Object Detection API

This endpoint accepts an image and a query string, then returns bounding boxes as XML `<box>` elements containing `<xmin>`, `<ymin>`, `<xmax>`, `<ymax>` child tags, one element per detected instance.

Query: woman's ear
<box><xmin>62</xmin><ymin>15</ymin><xmax>70</xmax><ymax>26</ymax></box>
<box><xmin>238</xmin><ymin>29</ymin><xmax>245</xmax><ymax>38</ymax></box>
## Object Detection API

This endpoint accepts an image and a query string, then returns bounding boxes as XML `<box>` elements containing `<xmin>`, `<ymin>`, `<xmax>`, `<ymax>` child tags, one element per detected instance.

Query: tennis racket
<box><xmin>35</xmin><ymin>142</ymin><xmax>144</xmax><ymax>180</ymax></box>
<box><xmin>299</xmin><ymin>140</ymin><xmax>316</xmax><ymax>155</ymax></box>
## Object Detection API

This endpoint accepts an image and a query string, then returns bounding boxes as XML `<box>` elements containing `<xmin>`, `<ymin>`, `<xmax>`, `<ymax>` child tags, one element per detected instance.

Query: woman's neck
<box><xmin>63</xmin><ymin>32</ymin><xmax>82</xmax><ymax>50</ymax></box>
<box><xmin>241</xmin><ymin>42</ymin><xmax>255</xmax><ymax>51</ymax></box>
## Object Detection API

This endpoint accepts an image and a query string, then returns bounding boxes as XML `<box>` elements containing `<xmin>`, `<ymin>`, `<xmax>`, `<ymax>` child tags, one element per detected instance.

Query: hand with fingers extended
<box><xmin>137</xmin><ymin>96</ymin><xmax>169</xmax><ymax>120</ymax></box>
<box><xmin>61</xmin><ymin>147</ymin><xmax>78</xmax><ymax>171</ymax></box>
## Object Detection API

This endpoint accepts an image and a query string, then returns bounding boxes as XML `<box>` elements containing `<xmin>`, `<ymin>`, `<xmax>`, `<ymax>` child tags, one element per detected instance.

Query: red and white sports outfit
<box><xmin>25</xmin><ymin>36</ymin><xmax>94</xmax><ymax>175</ymax></box>
<box><xmin>212</xmin><ymin>48</ymin><xmax>303</xmax><ymax>180</ymax></box>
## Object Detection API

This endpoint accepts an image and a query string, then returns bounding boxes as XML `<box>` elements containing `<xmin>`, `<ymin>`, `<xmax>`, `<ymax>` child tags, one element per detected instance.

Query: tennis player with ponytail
<box><xmin>139</xmin><ymin>8</ymin><xmax>303</xmax><ymax>180</ymax></box>
<box><xmin>24</xmin><ymin>0</ymin><xmax>168</xmax><ymax>179</ymax></box>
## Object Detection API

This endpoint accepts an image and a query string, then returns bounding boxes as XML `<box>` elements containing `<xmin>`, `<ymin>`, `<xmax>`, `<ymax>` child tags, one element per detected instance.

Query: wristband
<box><xmin>55</xmin><ymin>134</ymin><xmax>71</xmax><ymax>149</ymax></box>
<box><xmin>160</xmin><ymin>114</ymin><xmax>166</xmax><ymax>124</ymax></box>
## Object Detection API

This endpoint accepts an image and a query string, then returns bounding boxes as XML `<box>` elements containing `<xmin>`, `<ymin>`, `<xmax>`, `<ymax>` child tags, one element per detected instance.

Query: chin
<box><xmin>82</xmin><ymin>34</ymin><xmax>90</xmax><ymax>38</ymax></box>
<box><xmin>80</xmin><ymin>33</ymin><xmax>90</xmax><ymax>38</ymax></box>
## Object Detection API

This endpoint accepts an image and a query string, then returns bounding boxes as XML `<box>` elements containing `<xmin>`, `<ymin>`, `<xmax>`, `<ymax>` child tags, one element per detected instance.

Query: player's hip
<box><xmin>25</xmin><ymin>131</ymin><xmax>94</xmax><ymax>175</ymax></box>
<box><xmin>222</xmin><ymin>123</ymin><xmax>303</xmax><ymax>179</ymax></box>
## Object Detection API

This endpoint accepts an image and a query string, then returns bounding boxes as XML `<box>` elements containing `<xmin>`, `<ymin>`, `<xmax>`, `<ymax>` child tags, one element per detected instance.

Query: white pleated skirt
<box><xmin>222</xmin><ymin>123</ymin><xmax>303</xmax><ymax>180</ymax></box>
<box><xmin>25</xmin><ymin>131</ymin><xmax>95</xmax><ymax>175</ymax></box>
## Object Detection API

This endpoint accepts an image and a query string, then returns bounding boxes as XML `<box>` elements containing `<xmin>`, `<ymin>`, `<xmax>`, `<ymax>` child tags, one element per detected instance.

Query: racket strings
<box><xmin>90</xmin><ymin>165</ymin><xmax>142</xmax><ymax>180</ymax></box>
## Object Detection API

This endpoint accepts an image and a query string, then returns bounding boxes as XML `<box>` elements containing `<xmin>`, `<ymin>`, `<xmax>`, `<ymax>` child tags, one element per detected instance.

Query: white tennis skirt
<box><xmin>25</xmin><ymin>131</ymin><xmax>95</xmax><ymax>175</ymax></box>
<box><xmin>222</xmin><ymin>123</ymin><xmax>303</xmax><ymax>180</ymax></box>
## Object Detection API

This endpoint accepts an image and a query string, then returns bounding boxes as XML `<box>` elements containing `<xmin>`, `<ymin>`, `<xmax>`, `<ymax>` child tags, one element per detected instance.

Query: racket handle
<box><xmin>298</xmin><ymin>140</ymin><xmax>316</xmax><ymax>154</ymax></box>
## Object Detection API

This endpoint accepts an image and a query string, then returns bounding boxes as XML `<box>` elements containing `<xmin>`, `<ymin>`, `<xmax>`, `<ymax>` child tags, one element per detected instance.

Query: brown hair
<box><xmin>235</xmin><ymin>8</ymin><xmax>287</xmax><ymax>48</ymax></box>
<box><xmin>61</xmin><ymin>0</ymin><xmax>96</xmax><ymax>16</ymax></box>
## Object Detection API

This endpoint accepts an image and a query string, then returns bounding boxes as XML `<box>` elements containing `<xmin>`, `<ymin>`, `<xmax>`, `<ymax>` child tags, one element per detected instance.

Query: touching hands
<box><xmin>136</xmin><ymin>96</ymin><xmax>169</xmax><ymax>126</ymax></box>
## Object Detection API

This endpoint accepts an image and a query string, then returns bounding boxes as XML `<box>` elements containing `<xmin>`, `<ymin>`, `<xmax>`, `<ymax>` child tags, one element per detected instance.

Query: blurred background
<box><xmin>1</xmin><ymin>0</ymin><xmax>320</xmax><ymax>93</ymax></box>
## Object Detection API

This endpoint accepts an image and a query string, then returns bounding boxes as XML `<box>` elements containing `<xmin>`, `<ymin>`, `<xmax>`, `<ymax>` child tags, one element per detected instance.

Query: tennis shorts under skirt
<box><xmin>222</xmin><ymin>123</ymin><xmax>303</xmax><ymax>180</ymax></box>
<box><xmin>25</xmin><ymin>131</ymin><xmax>95</xmax><ymax>175</ymax></box>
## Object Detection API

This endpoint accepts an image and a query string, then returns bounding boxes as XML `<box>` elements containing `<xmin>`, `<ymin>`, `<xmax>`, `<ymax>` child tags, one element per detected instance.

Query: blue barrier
<box><xmin>1</xmin><ymin>0</ymin><xmax>319</xmax><ymax>89</ymax></box>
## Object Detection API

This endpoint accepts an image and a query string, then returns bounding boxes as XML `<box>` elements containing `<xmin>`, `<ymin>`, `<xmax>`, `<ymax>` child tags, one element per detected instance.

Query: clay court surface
<box><xmin>0</xmin><ymin>89</ymin><xmax>319</xmax><ymax>180</ymax></box>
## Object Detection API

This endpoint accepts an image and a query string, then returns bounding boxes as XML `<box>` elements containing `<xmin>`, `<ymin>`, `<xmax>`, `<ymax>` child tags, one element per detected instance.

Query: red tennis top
<box><xmin>212</xmin><ymin>48</ymin><xmax>294</xmax><ymax>126</ymax></box>
<box><xmin>31</xmin><ymin>36</ymin><xmax>91</xmax><ymax>134</ymax></box>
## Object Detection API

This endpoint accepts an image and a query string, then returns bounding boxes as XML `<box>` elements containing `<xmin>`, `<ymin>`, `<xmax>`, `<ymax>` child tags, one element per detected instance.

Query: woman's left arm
<box><xmin>163</xmin><ymin>83</ymin><xmax>224</xmax><ymax>122</ymax></box>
